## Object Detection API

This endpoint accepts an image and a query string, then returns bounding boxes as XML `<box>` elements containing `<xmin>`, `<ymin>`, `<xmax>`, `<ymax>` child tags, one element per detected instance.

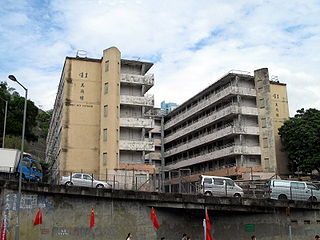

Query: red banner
<box><xmin>1</xmin><ymin>220</ymin><xmax>7</xmax><ymax>240</ymax></box>
<box><xmin>89</xmin><ymin>208</ymin><xmax>95</xmax><ymax>229</ymax></box>
<box><xmin>33</xmin><ymin>208</ymin><xmax>43</xmax><ymax>226</ymax></box>
<box><xmin>150</xmin><ymin>207</ymin><xmax>160</xmax><ymax>230</ymax></box>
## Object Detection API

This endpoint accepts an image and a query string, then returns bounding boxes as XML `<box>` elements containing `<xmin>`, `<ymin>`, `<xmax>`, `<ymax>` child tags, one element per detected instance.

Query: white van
<box><xmin>199</xmin><ymin>175</ymin><xmax>244</xmax><ymax>198</ymax></box>
<box><xmin>264</xmin><ymin>179</ymin><xmax>320</xmax><ymax>201</ymax></box>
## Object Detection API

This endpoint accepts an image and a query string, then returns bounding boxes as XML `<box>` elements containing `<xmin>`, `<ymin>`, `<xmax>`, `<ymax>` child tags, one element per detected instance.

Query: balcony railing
<box><xmin>119</xmin><ymin>140</ymin><xmax>155</xmax><ymax>151</ymax></box>
<box><xmin>145</xmin><ymin>152</ymin><xmax>161</xmax><ymax>160</ymax></box>
<box><xmin>120</xmin><ymin>117</ymin><xmax>154</xmax><ymax>129</ymax></box>
<box><xmin>164</xmin><ymin>105</ymin><xmax>258</xmax><ymax>143</ymax></box>
<box><xmin>121</xmin><ymin>74</ymin><xmax>154</xmax><ymax>87</ymax></box>
<box><xmin>165</xmin><ymin>86</ymin><xmax>256</xmax><ymax>129</ymax></box>
<box><xmin>164</xmin><ymin>126</ymin><xmax>260</xmax><ymax>157</ymax></box>
<box><xmin>165</xmin><ymin>145</ymin><xmax>261</xmax><ymax>170</ymax></box>
<box><xmin>120</xmin><ymin>95</ymin><xmax>154</xmax><ymax>107</ymax></box>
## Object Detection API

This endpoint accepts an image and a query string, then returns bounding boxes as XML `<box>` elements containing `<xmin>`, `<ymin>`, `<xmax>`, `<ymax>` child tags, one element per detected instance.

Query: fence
<box><xmin>1</xmin><ymin>169</ymin><xmax>319</xmax><ymax>202</ymax></box>
<box><xmin>53</xmin><ymin>170</ymin><xmax>162</xmax><ymax>192</ymax></box>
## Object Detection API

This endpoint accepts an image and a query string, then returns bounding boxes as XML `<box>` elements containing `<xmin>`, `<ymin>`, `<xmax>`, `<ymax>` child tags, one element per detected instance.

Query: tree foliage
<box><xmin>4</xmin><ymin>135</ymin><xmax>29</xmax><ymax>151</ymax></box>
<box><xmin>0</xmin><ymin>81</ymin><xmax>51</xmax><ymax>147</ymax></box>
<box><xmin>279</xmin><ymin>108</ymin><xmax>320</xmax><ymax>174</ymax></box>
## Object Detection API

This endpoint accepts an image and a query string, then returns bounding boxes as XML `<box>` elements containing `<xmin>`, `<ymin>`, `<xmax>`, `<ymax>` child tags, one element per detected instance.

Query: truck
<box><xmin>0</xmin><ymin>148</ymin><xmax>43</xmax><ymax>182</ymax></box>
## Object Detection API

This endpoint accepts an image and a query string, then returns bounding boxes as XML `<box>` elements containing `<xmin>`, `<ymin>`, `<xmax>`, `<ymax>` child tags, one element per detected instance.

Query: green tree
<box><xmin>36</xmin><ymin>109</ymin><xmax>53</xmax><ymax>138</ymax></box>
<box><xmin>279</xmin><ymin>108</ymin><xmax>320</xmax><ymax>174</ymax></box>
<box><xmin>4</xmin><ymin>135</ymin><xmax>29</xmax><ymax>151</ymax></box>
<box><xmin>40</xmin><ymin>161</ymin><xmax>52</xmax><ymax>183</ymax></box>
<box><xmin>0</xmin><ymin>81</ymin><xmax>39</xmax><ymax>142</ymax></box>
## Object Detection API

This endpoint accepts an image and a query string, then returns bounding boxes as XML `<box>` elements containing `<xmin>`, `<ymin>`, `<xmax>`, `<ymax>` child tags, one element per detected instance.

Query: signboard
<box><xmin>244</xmin><ymin>224</ymin><xmax>255</xmax><ymax>232</ymax></box>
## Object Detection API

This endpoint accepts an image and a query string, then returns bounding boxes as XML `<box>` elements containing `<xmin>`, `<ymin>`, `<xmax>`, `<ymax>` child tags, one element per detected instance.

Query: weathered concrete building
<box><xmin>46</xmin><ymin>47</ymin><xmax>156</xmax><ymax>180</ymax></box>
<box><xmin>163</xmin><ymin>69</ymin><xmax>289</xmax><ymax>185</ymax></box>
<box><xmin>145</xmin><ymin>108</ymin><xmax>163</xmax><ymax>167</ymax></box>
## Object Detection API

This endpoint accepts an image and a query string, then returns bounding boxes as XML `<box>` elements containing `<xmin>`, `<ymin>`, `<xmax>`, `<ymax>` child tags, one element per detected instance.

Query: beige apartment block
<box><xmin>163</xmin><ymin>68</ymin><xmax>289</xmax><ymax>190</ymax></box>
<box><xmin>46</xmin><ymin>47</ymin><xmax>156</xmax><ymax>180</ymax></box>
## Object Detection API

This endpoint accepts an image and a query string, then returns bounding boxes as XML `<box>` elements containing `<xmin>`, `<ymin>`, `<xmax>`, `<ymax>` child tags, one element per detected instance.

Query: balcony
<box><xmin>120</xmin><ymin>117</ymin><xmax>154</xmax><ymax>129</ymax></box>
<box><xmin>120</xmin><ymin>95</ymin><xmax>154</xmax><ymax>107</ymax></box>
<box><xmin>166</xmin><ymin>145</ymin><xmax>261</xmax><ymax>170</ymax></box>
<box><xmin>121</xmin><ymin>74</ymin><xmax>154</xmax><ymax>92</ymax></box>
<box><xmin>145</xmin><ymin>152</ymin><xmax>161</xmax><ymax>160</ymax></box>
<box><xmin>164</xmin><ymin>105</ymin><xmax>258</xmax><ymax>144</ymax></box>
<box><xmin>119</xmin><ymin>140</ymin><xmax>155</xmax><ymax>151</ymax></box>
<box><xmin>165</xmin><ymin>86</ymin><xmax>257</xmax><ymax>129</ymax></box>
<box><xmin>164</xmin><ymin>126</ymin><xmax>260</xmax><ymax>157</ymax></box>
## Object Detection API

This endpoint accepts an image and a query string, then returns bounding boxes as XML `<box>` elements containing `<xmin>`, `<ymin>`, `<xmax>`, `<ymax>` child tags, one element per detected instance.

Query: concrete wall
<box><xmin>1</xmin><ymin>183</ymin><xmax>320</xmax><ymax>240</ymax></box>
<box><xmin>100</xmin><ymin>47</ymin><xmax>121</xmax><ymax>175</ymax></box>
<box><xmin>61</xmin><ymin>58</ymin><xmax>101</xmax><ymax>173</ymax></box>
<box><xmin>254</xmin><ymin>68</ymin><xmax>277</xmax><ymax>173</ymax></box>
<box><xmin>270</xmin><ymin>83</ymin><xmax>289</xmax><ymax>175</ymax></box>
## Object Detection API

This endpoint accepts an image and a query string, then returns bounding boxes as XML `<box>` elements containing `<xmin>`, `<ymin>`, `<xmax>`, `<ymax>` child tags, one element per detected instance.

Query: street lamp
<box><xmin>8</xmin><ymin>75</ymin><xmax>28</xmax><ymax>240</ymax></box>
<box><xmin>0</xmin><ymin>97</ymin><xmax>8</xmax><ymax>148</ymax></box>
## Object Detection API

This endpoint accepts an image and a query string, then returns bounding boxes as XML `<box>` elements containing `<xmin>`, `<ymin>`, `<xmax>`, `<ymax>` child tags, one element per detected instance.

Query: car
<box><xmin>264</xmin><ymin>179</ymin><xmax>320</xmax><ymax>201</ymax></box>
<box><xmin>60</xmin><ymin>173</ymin><xmax>112</xmax><ymax>189</ymax></box>
<box><xmin>199</xmin><ymin>175</ymin><xmax>244</xmax><ymax>198</ymax></box>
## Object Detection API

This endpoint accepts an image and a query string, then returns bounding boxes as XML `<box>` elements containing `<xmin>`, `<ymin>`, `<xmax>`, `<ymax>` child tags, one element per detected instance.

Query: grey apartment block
<box><xmin>145</xmin><ymin>108</ymin><xmax>164</xmax><ymax>167</ymax></box>
<box><xmin>163</xmin><ymin>70</ymin><xmax>264</xmax><ymax>178</ymax></box>
<box><xmin>119</xmin><ymin>60</ymin><xmax>155</xmax><ymax>164</ymax></box>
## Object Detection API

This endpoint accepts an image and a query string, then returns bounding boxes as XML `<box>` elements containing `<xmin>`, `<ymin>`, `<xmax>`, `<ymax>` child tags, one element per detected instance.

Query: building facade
<box><xmin>144</xmin><ymin>108</ymin><xmax>164</xmax><ymax>167</ymax></box>
<box><xmin>46</xmin><ymin>47</ymin><xmax>156</xmax><ymax>180</ymax></box>
<box><xmin>161</xmin><ymin>101</ymin><xmax>178</xmax><ymax>114</ymax></box>
<box><xmin>163</xmin><ymin>68</ymin><xmax>289</xmax><ymax>188</ymax></box>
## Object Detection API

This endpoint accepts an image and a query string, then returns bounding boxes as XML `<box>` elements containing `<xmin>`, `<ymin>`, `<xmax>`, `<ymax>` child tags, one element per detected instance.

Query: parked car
<box><xmin>60</xmin><ymin>173</ymin><xmax>112</xmax><ymax>188</ymax></box>
<box><xmin>264</xmin><ymin>179</ymin><xmax>320</xmax><ymax>201</ymax></box>
<box><xmin>199</xmin><ymin>175</ymin><xmax>244</xmax><ymax>198</ymax></box>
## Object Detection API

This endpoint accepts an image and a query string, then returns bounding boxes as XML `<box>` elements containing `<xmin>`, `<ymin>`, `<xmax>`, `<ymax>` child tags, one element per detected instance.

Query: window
<box><xmin>259</xmin><ymin>98</ymin><xmax>265</xmax><ymax>108</ymax></box>
<box><xmin>73</xmin><ymin>173</ymin><xmax>82</xmax><ymax>179</ymax></box>
<box><xmin>290</xmin><ymin>182</ymin><xmax>305</xmax><ymax>189</ymax></box>
<box><xmin>214</xmin><ymin>179</ymin><xmax>224</xmax><ymax>185</ymax></box>
<box><xmin>263</xmin><ymin>137</ymin><xmax>268</xmax><ymax>148</ymax></box>
<box><xmin>105</xmin><ymin>61</ymin><xmax>109</xmax><ymax>72</ymax></box>
<box><xmin>203</xmin><ymin>178</ymin><xmax>212</xmax><ymax>184</ymax></box>
<box><xmin>306</xmin><ymin>183</ymin><xmax>319</xmax><ymax>190</ymax></box>
<box><xmin>226</xmin><ymin>179</ymin><xmax>235</xmax><ymax>186</ymax></box>
<box><xmin>103</xmin><ymin>129</ymin><xmax>108</xmax><ymax>141</ymax></box>
<box><xmin>104</xmin><ymin>82</ymin><xmax>109</xmax><ymax>94</ymax></box>
<box><xmin>261</xmin><ymin>118</ymin><xmax>267</xmax><ymax>128</ymax></box>
<box><xmin>104</xmin><ymin>105</ymin><xmax>108</xmax><ymax>117</ymax></box>
<box><xmin>83</xmin><ymin>174</ymin><xmax>92</xmax><ymax>180</ymax></box>
<box><xmin>103</xmin><ymin>153</ymin><xmax>107</xmax><ymax>165</ymax></box>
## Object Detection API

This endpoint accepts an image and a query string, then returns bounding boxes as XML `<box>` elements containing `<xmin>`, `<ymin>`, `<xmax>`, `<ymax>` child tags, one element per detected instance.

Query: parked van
<box><xmin>199</xmin><ymin>175</ymin><xmax>244</xmax><ymax>198</ymax></box>
<box><xmin>264</xmin><ymin>179</ymin><xmax>320</xmax><ymax>201</ymax></box>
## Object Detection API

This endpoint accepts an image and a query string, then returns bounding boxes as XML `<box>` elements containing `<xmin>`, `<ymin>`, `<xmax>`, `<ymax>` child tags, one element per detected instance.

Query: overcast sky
<box><xmin>0</xmin><ymin>0</ymin><xmax>319</xmax><ymax>116</ymax></box>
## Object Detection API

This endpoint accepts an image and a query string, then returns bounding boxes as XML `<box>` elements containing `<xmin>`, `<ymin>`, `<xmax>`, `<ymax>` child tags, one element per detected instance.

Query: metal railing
<box><xmin>51</xmin><ymin>170</ymin><xmax>162</xmax><ymax>192</ymax></box>
<box><xmin>1</xmin><ymin>169</ymin><xmax>319</xmax><ymax>203</ymax></box>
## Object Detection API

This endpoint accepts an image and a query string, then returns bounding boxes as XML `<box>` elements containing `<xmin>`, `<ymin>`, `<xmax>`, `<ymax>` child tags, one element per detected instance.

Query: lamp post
<box><xmin>8</xmin><ymin>75</ymin><xmax>27</xmax><ymax>240</ymax></box>
<box><xmin>0</xmin><ymin>97</ymin><xmax>8</xmax><ymax>148</ymax></box>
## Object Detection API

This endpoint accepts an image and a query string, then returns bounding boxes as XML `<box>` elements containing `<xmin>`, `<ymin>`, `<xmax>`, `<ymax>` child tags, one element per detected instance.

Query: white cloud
<box><xmin>0</xmin><ymin>0</ymin><xmax>319</xmax><ymax>116</ymax></box>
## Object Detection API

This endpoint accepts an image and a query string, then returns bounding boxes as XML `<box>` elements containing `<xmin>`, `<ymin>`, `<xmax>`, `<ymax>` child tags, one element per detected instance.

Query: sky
<box><xmin>0</xmin><ymin>0</ymin><xmax>319</xmax><ymax>116</ymax></box>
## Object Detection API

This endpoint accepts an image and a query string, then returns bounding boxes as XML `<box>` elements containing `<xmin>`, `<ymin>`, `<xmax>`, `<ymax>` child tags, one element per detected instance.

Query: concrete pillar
<box><xmin>254</xmin><ymin>68</ymin><xmax>277</xmax><ymax>173</ymax></box>
<box><xmin>100</xmin><ymin>47</ymin><xmax>121</xmax><ymax>176</ymax></box>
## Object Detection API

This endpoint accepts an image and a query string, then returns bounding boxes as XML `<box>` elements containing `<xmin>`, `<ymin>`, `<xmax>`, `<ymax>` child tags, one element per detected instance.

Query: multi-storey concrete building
<box><xmin>161</xmin><ymin>101</ymin><xmax>178</xmax><ymax>114</ymax></box>
<box><xmin>145</xmin><ymin>108</ymin><xmax>164</xmax><ymax>167</ymax></box>
<box><xmin>163</xmin><ymin>68</ymin><xmax>289</xmax><ymax>188</ymax></box>
<box><xmin>46</xmin><ymin>47</ymin><xmax>156</xmax><ymax>180</ymax></box>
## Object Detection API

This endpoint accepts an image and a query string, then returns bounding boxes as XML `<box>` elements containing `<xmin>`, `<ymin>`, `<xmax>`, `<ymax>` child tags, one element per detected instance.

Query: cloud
<box><xmin>0</xmin><ymin>0</ymin><xmax>319</xmax><ymax>116</ymax></box>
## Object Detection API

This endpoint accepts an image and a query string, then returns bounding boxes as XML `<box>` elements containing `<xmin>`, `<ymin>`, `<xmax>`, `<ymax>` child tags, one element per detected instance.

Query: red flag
<box><xmin>205</xmin><ymin>209</ymin><xmax>213</xmax><ymax>240</ymax></box>
<box><xmin>150</xmin><ymin>207</ymin><xmax>160</xmax><ymax>230</ymax></box>
<box><xmin>1</xmin><ymin>220</ymin><xmax>7</xmax><ymax>240</ymax></box>
<box><xmin>89</xmin><ymin>208</ymin><xmax>95</xmax><ymax>229</ymax></box>
<box><xmin>33</xmin><ymin>208</ymin><xmax>42</xmax><ymax>226</ymax></box>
